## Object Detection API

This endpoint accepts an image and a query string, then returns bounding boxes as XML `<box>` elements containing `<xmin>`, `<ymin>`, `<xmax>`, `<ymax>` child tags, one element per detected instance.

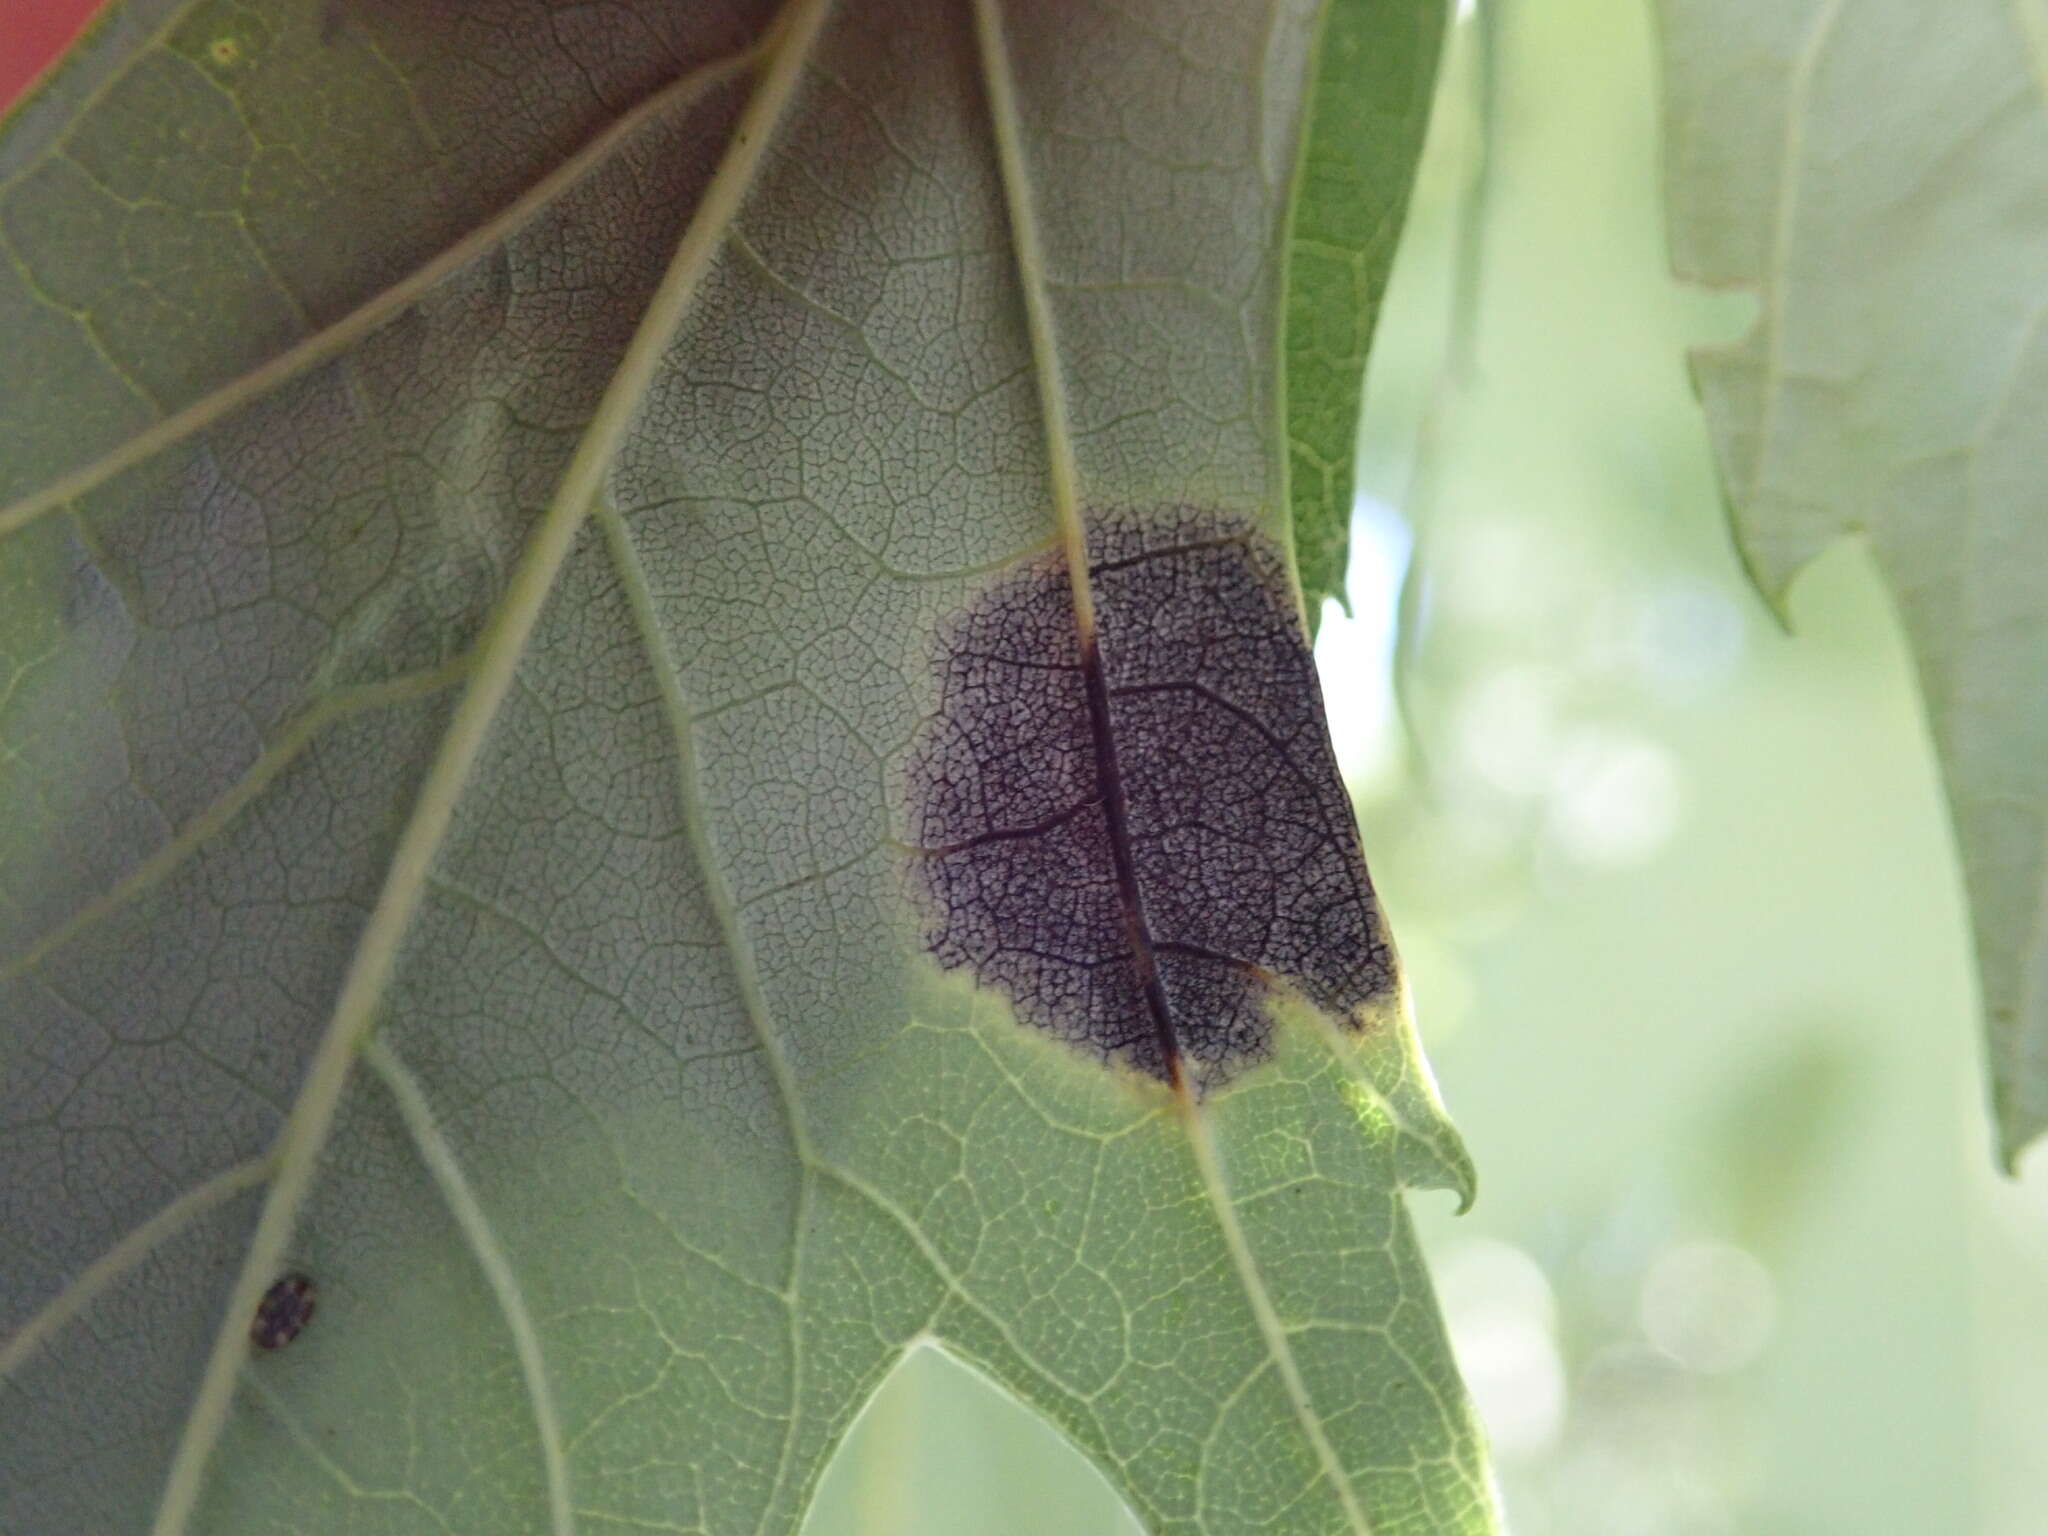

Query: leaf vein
<box><xmin>3</xmin><ymin>653</ymin><xmax>473</xmax><ymax>984</ymax></box>
<box><xmin>364</xmin><ymin>1035</ymin><xmax>577</xmax><ymax>1536</ymax></box>
<box><xmin>0</xmin><ymin>40</ymin><xmax>767</xmax><ymax>542</ymax></box>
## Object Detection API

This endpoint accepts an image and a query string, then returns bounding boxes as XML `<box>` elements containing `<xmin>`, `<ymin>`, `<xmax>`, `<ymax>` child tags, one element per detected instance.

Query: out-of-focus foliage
<box><xmin>1331</xmin><ymin>2</ymin><xmax>2048</xmax><ymax>1532</ymax></box>
<box><xmin>1658</xmin><ymin>0</ymin><xmax>2048</xmax><ymax>1165</ymax></box>
<box><xmin>1285</xmin><ymin>0</ymin><xmax>1445</xmax><ymax>624</ymax></box>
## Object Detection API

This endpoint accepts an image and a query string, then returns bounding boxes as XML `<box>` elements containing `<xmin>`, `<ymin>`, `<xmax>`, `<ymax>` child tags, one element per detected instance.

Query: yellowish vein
<box><xmin>363</xmin><ymin>1035</ymin><xmax>573</xmax><ymax>1536</ymax></box>
<box><xmin>589</xmin><ymin>494</ymin><xmax>825</xmax><ymax>1536</ymax></box>
<box><xmin>1178</xmin><ymin>1099</ymin><xmax>1379</xmax><ymax>1535</ymax></box>
<box><xmin>591</xmin><ymin>501</ymin><xmax>816</xmax><ymax>1169</ymax></box>
<box><xmin>967</xmin><ymin>0</ymin><xmax>1096</xmax><ymax>636</ymax></box>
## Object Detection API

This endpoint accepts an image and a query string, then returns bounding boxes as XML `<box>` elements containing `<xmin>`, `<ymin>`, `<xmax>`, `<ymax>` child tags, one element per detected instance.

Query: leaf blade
<box><xmin>0</xmin><ymin>4</ymin><xmax>1492</xmax><ymax>1532</ymax></box>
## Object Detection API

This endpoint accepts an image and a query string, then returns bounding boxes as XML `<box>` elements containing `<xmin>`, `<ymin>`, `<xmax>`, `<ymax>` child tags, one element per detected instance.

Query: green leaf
<box><xmin>1655</xmin><ymin>1</ymin><xmax>2048</xmax><ymax>1164</ymax></box>
<box><xmin>0</xmin><ymin>3</ymin><xmax>1490</xmax><ymax>1533</ymax></box>
<box><xmin>1282</xmin><ymin>0</ymin><xmax>1446</xmax><ymax>625</ymax></box>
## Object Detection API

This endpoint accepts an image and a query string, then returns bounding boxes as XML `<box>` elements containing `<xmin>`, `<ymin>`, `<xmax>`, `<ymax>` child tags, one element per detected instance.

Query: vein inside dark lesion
<box><xmin>894</xmin><ymin>794</ymin><xmax>1102</xmax><ymax>859</ymax></box>
<box><xmin>1085</xmin><ymin>531</ymin><xmax>1252</xmax><ymax>580</ymax></box>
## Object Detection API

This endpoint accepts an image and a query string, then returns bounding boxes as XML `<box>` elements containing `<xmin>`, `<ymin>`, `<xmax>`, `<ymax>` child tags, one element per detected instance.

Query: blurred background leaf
<box><xmin>1284</xmin><ymin>0</ymin><xmax>1445</xmax><ymax>625</ymax></box>
<box><xmin>1328</xmin><ymin>0</ymin><xmax>2048</xmax><ymax>1531</ymax></box>
<box><xmin>1656</xmin><ymin>0</ymin><xmax>2048</xmax><ymax>1168</ymax></box>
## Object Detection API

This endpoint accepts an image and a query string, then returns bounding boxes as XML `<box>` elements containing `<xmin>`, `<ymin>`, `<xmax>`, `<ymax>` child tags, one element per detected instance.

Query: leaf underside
<box><xmin>0</xmin><ymin>2</ymin><xmax>1489</xmax><ymax>1533</ymax></box>
<box><xmin>1656</xmin><ymin>0</ymin><xmax>2048</xmax><ymax>1164</ymax></box>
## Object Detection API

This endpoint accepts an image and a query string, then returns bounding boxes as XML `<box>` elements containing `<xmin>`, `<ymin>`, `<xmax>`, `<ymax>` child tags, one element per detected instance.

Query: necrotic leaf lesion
<box><xmin>900</xmin><ymin>506</ymin><xmax>1396</xmax><ymax>1092</ymax></box>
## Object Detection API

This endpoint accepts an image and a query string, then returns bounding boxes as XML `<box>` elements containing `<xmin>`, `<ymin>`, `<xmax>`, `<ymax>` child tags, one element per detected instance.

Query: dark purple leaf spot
<box><xmin>901</xmin><ymin>507</ymin><xmax>1396</xmax><ymax>1091</ymax></box>
<box><xmin>250</xmin><ymin>1272</ymin><xmax>316</xmax><ymax>1350</ymax></box>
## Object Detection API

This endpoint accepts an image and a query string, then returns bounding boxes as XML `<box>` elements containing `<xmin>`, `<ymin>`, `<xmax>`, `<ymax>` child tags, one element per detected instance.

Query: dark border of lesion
<box><xmin>898</xmin><ymin>511</ymin><xmax>1370</xmax><ymax>1095</ymax></box>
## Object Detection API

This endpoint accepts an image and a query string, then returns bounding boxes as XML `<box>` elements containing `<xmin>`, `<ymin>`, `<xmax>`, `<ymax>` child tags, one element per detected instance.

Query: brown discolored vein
<box><xmin>897</xmin><ymin>795</ymin><xmax>1100</xmax><ymax>860</ymax></box>
<box><xmin>1087</xmin><ymin>532</ymin><xmax>1251</xmax><ymax>580</ymax></box>
<box><xmin>1152</xmin><ymin>937</ymin><xmax>1273</xmax><ymax>978</ymax></box>
<box><xmin>1076</xmin><ymin>622</ymin><xmax>1187</xmax><ymax>1091</ymax></box>
<box><xmin>961</xmin><ymin>0</ymin><xmax>1392</xmax><ymax>1098</ymax></box>
<box><xmin>1111</xmin><ymin>678</ymin><xmax>1336</xmax><ymax>798</ymax></box>
<box><xmin>897</xmin><ymin>506</ymin><xmax>1394</xmax><ymax>1535</ymax></box>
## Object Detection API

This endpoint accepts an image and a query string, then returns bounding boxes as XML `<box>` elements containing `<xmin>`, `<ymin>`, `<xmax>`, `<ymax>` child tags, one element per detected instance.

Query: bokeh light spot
<box><xmin>1638</xmin><ymin>1240</ymin><xmax>1777</xmax><ymax>1374</ymax></box>
<box><xmin>1434</xmin><ymin>1239</ymin><xmax>1567</xmax><ymax>1460</ymax></box>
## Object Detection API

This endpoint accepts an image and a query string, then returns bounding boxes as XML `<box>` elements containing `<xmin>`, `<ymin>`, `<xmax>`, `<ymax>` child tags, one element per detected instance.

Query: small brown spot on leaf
<box><xmin>250</xmin><ymin>1272</ymin><xmax>316</xmax><ymax>1350</ymax></box>
<box><xmin>901</xmin><ymin>507</ymin><xmax>1396</xmax><ymax>1091</ymax></box>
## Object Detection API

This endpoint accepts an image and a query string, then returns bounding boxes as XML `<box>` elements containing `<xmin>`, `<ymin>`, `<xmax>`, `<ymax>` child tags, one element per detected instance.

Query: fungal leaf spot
<box><xmin>249</xmin><ymin>1272</ymin><xmax>316</xmax><ymax>1350</ymax></box>
<box><xmin>902</xmin><ymin>508</ymin><xmax>1396</xmax><ymax>1092</ymax></box>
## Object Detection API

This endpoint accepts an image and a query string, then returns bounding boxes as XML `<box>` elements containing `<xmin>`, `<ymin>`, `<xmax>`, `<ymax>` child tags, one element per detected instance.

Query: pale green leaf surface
<box><xmin>1655</xmin><ymin>0</ymin><xmax>2048</xmax><ymax>1162</ymax></box>
<box><xmin>1282</xmin><ymin>0</ymin><xmax>1444</xmax><ymax>624</ymax></box>
<box><xmin>0</xmin><ymin>2</ymin><xmax>1490</xmax><ymax>1532</ymax></box>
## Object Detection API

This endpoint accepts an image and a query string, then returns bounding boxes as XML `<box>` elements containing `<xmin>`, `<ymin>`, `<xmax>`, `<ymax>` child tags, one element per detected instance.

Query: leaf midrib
<box><xmin>965</xmin><ymin>2</ymin><xmax>1381</xmax><ymax>1532</ymax></box>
